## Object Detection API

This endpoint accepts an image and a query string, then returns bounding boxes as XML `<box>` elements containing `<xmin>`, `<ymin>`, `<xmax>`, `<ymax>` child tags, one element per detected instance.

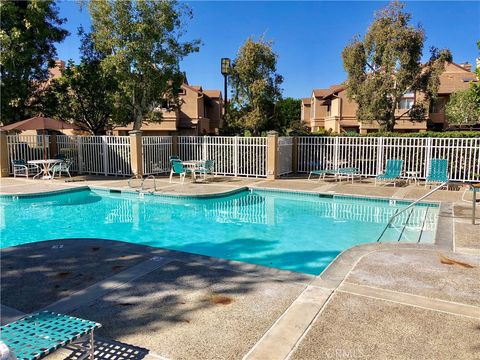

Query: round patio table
<box><xmin>182</xmin><ymin>160</ymin><xmax>205</xmax><ymax>182</ymax></box>
<box><xmin>28</xmin><ymin>159</ymin><xmax>63</xmax><ymax>179</ymax></box>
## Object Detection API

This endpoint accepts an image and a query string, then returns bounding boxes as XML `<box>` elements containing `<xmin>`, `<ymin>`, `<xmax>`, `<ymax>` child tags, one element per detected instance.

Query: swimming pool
<box><xmin>0</xmin><ymin>188</ymin><xmax>439</xmax><ymax>275</ymax></box>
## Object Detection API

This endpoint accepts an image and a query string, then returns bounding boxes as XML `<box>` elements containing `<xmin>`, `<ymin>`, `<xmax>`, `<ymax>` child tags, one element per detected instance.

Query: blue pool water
<box><xmin>0</xmin><ymin>189</ymin><xmax>439</xmax><ymax>275</ymax></box>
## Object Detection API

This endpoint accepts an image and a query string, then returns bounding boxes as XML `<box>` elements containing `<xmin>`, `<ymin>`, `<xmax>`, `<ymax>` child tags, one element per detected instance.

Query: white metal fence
<box><xmin>7</xmin><ymin>135</ymin><xmax>50</xmax><ymax>173</ymax></box>
<box><xmin>297</xmin><ymin>137</ymin><xmax>480</xmax><ymax>181</ymax></box>
<box><xmin>178</xmin><ymin>136</ymin><xmax>267</xmax><ymax>177</ymax></box>
<box><xmin>142</xmin><ymin>136</ymin><xmax>172</xmax><ymax>175</ymax></box>
<box><xmin>6</xmin><ymin>135</ymin><xmax>480</xmax><ymax>181</ymax></box>
<box><xmin>278</xmin><ymin>137</ymin><xmax>293</xmax><ymax>176</ymax></box>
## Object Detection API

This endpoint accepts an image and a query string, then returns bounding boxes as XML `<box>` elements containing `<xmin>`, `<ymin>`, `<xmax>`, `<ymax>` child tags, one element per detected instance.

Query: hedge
<box><xmin>308</xmin><ymin>130</ymin><xmax>480</xmax><ymax>138</ymax></box>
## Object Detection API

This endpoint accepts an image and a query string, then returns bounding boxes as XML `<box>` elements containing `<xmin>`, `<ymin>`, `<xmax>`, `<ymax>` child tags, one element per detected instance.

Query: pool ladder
<box><xmin>128</xmin><ymin>175</ymin><xmax>157</xmax><ymax>193</ymax></box>
<box><xmin>377</xmin><ymin>181</ymin><xmax>447</xmax><ymax>243</ymax></box>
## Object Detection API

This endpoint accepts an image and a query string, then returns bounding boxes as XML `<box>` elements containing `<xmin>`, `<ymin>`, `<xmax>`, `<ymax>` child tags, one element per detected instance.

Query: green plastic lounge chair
<box><xmin>169</xmin><ymin>159</ymin><xmax>191</xmax><ymax>184</ymax></box>
<box><xmin>309</xmin><ymin>168</ymin><xmax>336</xmax><ymax>181</ymax></box>
<box><xmin>375</xmin><ymin>159</ymin><xmax>404</xmax><ymax>187</ymax></box>
<box><xmin>12</xmin><ymin>160</ymin><xmax>38</xmax><ymax>178</ymax></box>
<box><xmin>0</xmin><ymin>311</ymin><xmax>101</xmax><ymax>360</ymax></box>
<box><xmin>194</xmin><ymin>159</ymin><xmax>215</xmax><ymax>182</ymax></box>
<box><xmin>336</xmin><ymin>167</ymin><xmax>360</xmax><ymax>183</ymax></box>
<box><xmin>425</xmin><ymin>159</ymin><xmax>449</xmax><ymax>188</ymax></box>
<box><xmin>50</xmin><ymin>158</ymin><xmax>73</xmax><ymax>179</ymax></box>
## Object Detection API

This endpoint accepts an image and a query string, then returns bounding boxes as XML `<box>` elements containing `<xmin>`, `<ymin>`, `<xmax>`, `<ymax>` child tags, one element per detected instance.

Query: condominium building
<box><xmin>113</xmin><ymin>79</ymin><xmax>223</xmax><ymax>136</ymax></box>
<box><xmin>301</xmin><ymin>62</ymin><xmax>477</xmax><ymax>133</ymax></box>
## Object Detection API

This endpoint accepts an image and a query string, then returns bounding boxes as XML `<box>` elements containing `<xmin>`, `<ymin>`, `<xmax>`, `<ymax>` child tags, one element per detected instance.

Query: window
<box><xmin>429</xmin><ymin>98</ymin><xmax>445</xmax><ymax>113</ymax></box>
<box><xmin>326</xmin><ymin>104</ymin><xmax>331</xmax><ymax>116</ymax></box>
<box><xmin>398</xmin><ymin>91</ymin><xmax>415</xmax><ymax>110</ymax></box>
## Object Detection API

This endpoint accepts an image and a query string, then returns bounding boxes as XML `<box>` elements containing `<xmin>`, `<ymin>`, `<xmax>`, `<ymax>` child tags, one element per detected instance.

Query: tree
<box><xmin>0</xmin><ymin>0</ymin><xmax>68</xmax><ymax>124</ymax></box>
<box><xmin>229</xmin><ymin>37</ymin><xmax>283</xmax><ymax>135</ymax></box>
<box><xmin>273</xmin><ymin>97</ymin><xmax>301</xmax><ymax>134</ymax></box>
<box><xmin>471</xmin><ymin>41</ymin><xmax>480</xmax><ymax>108</ymax></box>
<box><xmin>87</xmin><ymin>0</ymin><xmax>200</xmax><ymax>130</ymax></box>
<box><xmin>445</xmin><ymin>89</ymin><xmax>480</xmax><ymax>127</ymax></box>
<box><xmin>341</xmin><ymin>1</ymin><xmax>451</xmax><ymax>132</ymax></box>
<box><xmin>42</xmin><ymin>31</ymin><xmax>118</xmax><ymax>135</ymax></box>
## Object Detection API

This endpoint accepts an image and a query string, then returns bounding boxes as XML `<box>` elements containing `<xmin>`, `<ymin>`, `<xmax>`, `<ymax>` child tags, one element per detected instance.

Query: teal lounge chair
<box><xmin>194</xmin><ymin>159</ymin><xmax>215</xmax><ymax>182</ymax></box>
<box><xmin>0</xmin><ymin>311</ymin><xmax>101</xmax><ymax>360</ymax></box>
<box><xmin>336</xmin><ymin>167</ymin><xmax>361</xmax><ymax>183</ymax></box>
<box><xmin>308</xmin><ymin>168</ymin><xmax>336</xmax><ymax>181</ymax></box>
<box><xmin>425</xmin><ymin>159</ymin><xmax>449</xmax><ymax>188</ymax></box>
<box><xmin>375</xmin><ymin>159</ymin><xmax>404</xmax><ymax>187</ymax></box>
<box><xmin>169</xmin><ymin>159</ymin><xmax>191</xmax><ymax>184</ymax></box>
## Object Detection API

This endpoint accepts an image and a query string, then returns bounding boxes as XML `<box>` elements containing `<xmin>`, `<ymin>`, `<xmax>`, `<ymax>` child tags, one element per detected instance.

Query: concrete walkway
<box><xmin>1</xmin><ymin>175</ymin><xmax>479</xmax><ymax>359</ymax></box>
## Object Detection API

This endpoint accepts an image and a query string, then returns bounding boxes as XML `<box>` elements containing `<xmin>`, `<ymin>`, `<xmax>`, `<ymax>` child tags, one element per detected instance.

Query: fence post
<box><xmin>376</xmin><ymin>137</ymin><xmax>384</xmax><ymax>175</ymax></box>
<box><xmin>77</xmin><ymin>137</ymin><xmax>84</xmax><ymax>174</ymax></box>
<box><xmin>292</xmin><ymin>136</ymin><xmax>298</xmax><ymax>174</ymax></box>
<box><xmin>102</xmin><ymin>136</ymin><xmax>108</xmax><ymax>176</ymax></box>
<box><xmin>425</xmin><ymin>137</ymin><xmax>433</xmax><ymax>179</ymax></box>
<box><xmin>172</xmin><ymin>135</ymin><xmax>179</xmax><ymax>156</ymax></box>
<box><xmin>333</xmin><ymin>136</ymin><xmax>339</xmax><ymax>170</ymax></box>
<box><xmin>0</xmin><ymin>131</ymin><xmax>9</xmax><ymax>177</ymax></box>
<box><xmin>234</xmin><ymin>136</ymin><xmax>239</xmax><ymax>177</ymax></box>
<box><xmin>129</xmin><ymin>130</ymin><xmax>143</xmax><ymax>178</ymax></box>
<box><xmin>267</xmin><ymin>131</ymin><xmax>279</xmax><ymax>179</ymax></box>
<box><xmin>202</xmin><ymin>135</ymin><xmax>208</xmax><ymax>161</ymax></box>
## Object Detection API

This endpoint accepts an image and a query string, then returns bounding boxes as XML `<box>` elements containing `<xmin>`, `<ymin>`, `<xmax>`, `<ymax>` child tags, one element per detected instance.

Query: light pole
<box><xmin>221</xmin><ymin>58</ymin><xmax>231</xmax><ymax>115</ymax></box>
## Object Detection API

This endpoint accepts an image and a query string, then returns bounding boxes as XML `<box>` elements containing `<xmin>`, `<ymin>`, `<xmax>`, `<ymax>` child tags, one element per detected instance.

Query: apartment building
<box><xmin>113</xmin><ymin>79</ymin><xmax>223</xmax><ymax>136</ymax></box>
<box><xmin>301</xmin><ymin>62</ymin><xmax>477</xmax><ymax>134</ymax></box>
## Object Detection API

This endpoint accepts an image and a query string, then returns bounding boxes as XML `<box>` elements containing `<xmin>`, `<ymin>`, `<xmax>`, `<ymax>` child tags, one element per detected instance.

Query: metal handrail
<box><xmin>387</xmin><ymin>181</ymin><xmax>448</xmax><ymax>226</ymax></box>
<box><xmin>141</xmin><ymin>175</ymin><xmax>157</xmax><ymax>192</ymax></box>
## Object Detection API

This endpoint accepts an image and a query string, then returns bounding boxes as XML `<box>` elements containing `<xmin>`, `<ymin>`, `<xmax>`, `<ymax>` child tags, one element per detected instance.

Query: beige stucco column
<box><xmin>266</xmin><ymin>131</ymin><xmax>279</xmax><ymax>180</ymax></box>
<box><xmin>0</xmin><ymin>131</ymin><xmax>9</xmax><ymax>177</ymax></box>
<box><xmin>129</xmin><ymin>130</ymin><xmax>143</xmax><ymax>177</ymax></box>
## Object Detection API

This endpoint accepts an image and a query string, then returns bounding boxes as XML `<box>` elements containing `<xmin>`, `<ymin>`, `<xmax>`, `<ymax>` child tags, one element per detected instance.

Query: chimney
<box><xmin>459</xmin><ymin>62</ymin><xmax>472</xmax><ymax>72</ymax></box>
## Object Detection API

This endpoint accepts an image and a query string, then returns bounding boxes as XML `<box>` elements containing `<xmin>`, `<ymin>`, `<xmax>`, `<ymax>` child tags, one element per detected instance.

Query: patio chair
<box><xmin>375</xmin><ymin>159</ymin><xmax>403</xmax><ymax>187</ymax></box>
<box><xmin>336</xmin><ymin>167</ymin><xmax>361</xmax><ymax>183</ymax></box>
<box><xmin>0</xmin><ymin>311</ymin><xmax>101</xmax><ymax>360</ymax></box>
<box><xmin>194</xmin><ymin>159</ymin><xmax>215</xmax><ymax>182</ymax></box>
<box><xmin>425</xmin><ymin>159</ymin><xmax>449</xmax><ymax>188</ymax></box>
<box><xmin>169</xmin><ymin>159</ymin><xmax>191</xmax><ymax>184</ymax></box>
<box><xmin>308</xmin><ymin>168</ymin><xmax>336</xmax><ymax>181</ymax></box>
<box><xmin>51</xmin><ymin>158</ymin><xmax>73</xmax><ymax>179</ymax></box>
<box><xmin>12</xmin><ymin>160</ymin><xmax>38</xmax><ymax>178</ymax></box>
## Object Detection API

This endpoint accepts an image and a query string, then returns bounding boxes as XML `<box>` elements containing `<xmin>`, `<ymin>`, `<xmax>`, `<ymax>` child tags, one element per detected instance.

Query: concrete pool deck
<box><xmin>1</xmin><ymin>175</ymin><xmax>479</xmax><ymax>359</ymax></box>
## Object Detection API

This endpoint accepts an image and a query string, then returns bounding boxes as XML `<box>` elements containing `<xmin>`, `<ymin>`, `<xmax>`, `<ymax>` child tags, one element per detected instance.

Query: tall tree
<box><xmin>88</xmin><ymin>0</ymin><xmax>200</xmax><ymax>130</ymax></box>
<box><xmin>342</xmin><ymin>1</ymin><xmax>451</xmax><ymax>131</ymax></box>
<box><xmin>471</xmin><ymin>41</ymin><xmax>480</xmax><ymax>108</ymax></box>
<box><xmin>229</xmin><ymin>37</ymin><xmax>283</xmax><ymax>135</ymax></box>
<box><xmin>273</xmin><ymin>97</ymin><xmax>302</xmax><ymax>134</ymax></box>
<box><xmin>0</xmin><ymin>0</ymin><xmax>68</xmax><ymax>124</ymax></box>
<box><xmin>445</xmin><ymin>89</ymin><xmax>480</xmax><ymax>128</ymax></box>
<box><xmin>42</xmin><ymin>31</ymin><xmax>118</xmax><ymax>135</ymax></box>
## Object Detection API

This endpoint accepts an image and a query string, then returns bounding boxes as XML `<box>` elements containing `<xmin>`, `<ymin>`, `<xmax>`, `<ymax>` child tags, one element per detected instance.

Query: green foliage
<box><xmin>42</xmin><ymin>31</ymin><xmax>118</xmax><ymax>135</ymax></box>
<box><xmin>470</xmin><ymin>41</ymin><xmax>480</xmax><ymax>108</ymax></box>
<box><xmin>0</xmin><ymin>0</ymin><xmax>68</xmax><ymax>124</ymax></box>
<box><xmin>228</xmin><ymin>37</ymin><xmax>283</xmax><ymax>135</ymax></box>
<box><xmin>341</xmin><ymin>1</ymin><xmax>451</xmax><ymax>132</ymax></box>
<box><xmin>88</xmin><ymin>0</ymin><xmax>200</xmax><ymax>130</ymax></box>
<box><xmin>445</xmin><ymin>89</ymin><xmax>480</xmax><ymax>127</ymax></box>
<box><xmin>309</xmin><ymin>130</ymin><xmax>480</xmax><ymax>138</ymax></box>
<box><xmin>273</xmin><ymin>97</ymin><xmax>302</xmax><ymax>134</ymax></box>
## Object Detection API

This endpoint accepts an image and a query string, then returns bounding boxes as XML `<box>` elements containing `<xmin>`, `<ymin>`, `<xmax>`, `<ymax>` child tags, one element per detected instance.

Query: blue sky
<box><xmin>56</xmin><ymin>1</ymin><xmax>479</xmax><ymax>99</ymax></box>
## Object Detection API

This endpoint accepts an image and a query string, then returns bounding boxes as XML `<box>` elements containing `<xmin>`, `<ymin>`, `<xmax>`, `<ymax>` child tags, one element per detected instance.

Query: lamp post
<box><xmin>221</xmin><ymin>58</ymin><xmax>231</xmax><ymax>115</ymax></box>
